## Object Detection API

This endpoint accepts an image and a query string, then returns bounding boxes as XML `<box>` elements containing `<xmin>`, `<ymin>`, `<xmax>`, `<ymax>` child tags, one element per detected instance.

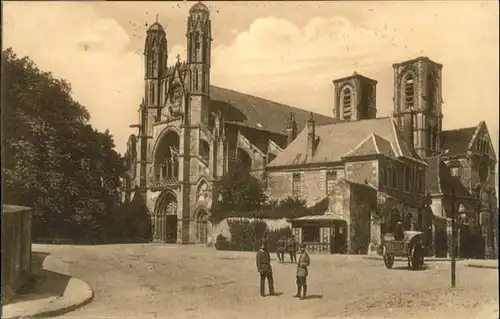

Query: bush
<box><xmin>215</xmin><ymin>234</ymin><xmax>230</xmax><ymax>251</ymax></box>
<box><xmin>227</xmin><ymin>218</ymin><xmax>268</xmax><ymax>251</ymax></box>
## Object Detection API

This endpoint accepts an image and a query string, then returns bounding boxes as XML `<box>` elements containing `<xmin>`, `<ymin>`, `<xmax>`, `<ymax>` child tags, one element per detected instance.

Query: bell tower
<box><xmin>393</xmin><ymin>57</ymin><xmax>443</xmax><ymax>158</ymax></box>
<box><xmin>177</xmin><ymin>2</ymin><xmax>213</xmax><ymax>244</ymax></box>
<box><xmin>136</xmin><ymin>18</ymin><xmax>168</xmax><ymax>199</ymax></box>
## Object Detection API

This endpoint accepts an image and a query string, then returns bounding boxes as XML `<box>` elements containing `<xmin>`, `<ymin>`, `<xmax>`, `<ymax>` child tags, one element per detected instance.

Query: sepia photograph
<box><xmin>1</xmin><ymin>1</ymin><xmax>498</xmax><ymax>318</ymax></box>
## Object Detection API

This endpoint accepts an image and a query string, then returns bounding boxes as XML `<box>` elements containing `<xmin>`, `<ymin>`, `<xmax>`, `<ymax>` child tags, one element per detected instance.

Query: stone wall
<box><xmin>1</xmin><ymin>205</ymin><xmax>33</xmax><ymax>304</ymax></box>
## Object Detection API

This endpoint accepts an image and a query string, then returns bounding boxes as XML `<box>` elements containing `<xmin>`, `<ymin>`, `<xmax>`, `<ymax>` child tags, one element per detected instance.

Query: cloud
<box><xmin>3</xmin><ymin>2</ymin><xmax>498</xmax><ymax>156</ymax></box>
<box><xmin>3</xmin><ymin>2</ymin><xmax>144</xmax><ymax>154</ymax></box>
<box><xmin>209</xmin><ymin>2</ymin><xmax>499</xmax><ymax>155</ymax></box>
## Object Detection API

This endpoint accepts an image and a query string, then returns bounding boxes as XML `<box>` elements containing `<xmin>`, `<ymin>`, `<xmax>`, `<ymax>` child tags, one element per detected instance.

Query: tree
<box><xmin>1</xmin><ymin>48</ymin><xmax>125</xmax><ymax>241</ymax></box>
<box><xmin>210</xmin><ymin>164</ymin><xmax>268</xmax><ymax>222</ymax></box>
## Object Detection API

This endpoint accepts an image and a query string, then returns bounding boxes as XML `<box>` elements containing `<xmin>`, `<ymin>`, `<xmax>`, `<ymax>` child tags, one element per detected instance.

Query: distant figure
<box><xmin>276</xmin><ymin>236</ymin><xmax>287</xmax><ymax>263</ymax></box>
<box><xmin>287</xmin><ymin>236</ymin><xmax>298</xmax><ymax>263</ymax></box>
<box><xmin>256</xmin><ymin>241</ymin><xmax>275</xmax><ymax>297</ymax></box>
<box><xmin>395</xmin><ymin>221</ymin><xmax>404</xmax><ymax>240</ymax></box>
<box><xmin>295</xmin><ymin>244</ymin><xmax>310</xmax><ymax>299</ymax></box>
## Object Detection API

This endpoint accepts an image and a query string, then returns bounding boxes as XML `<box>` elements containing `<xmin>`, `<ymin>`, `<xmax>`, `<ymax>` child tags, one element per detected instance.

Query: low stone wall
<box><xmin>2</xmin><ymin>205</ymin><xmax>33</xmax><ymax>304</ymax></box>
<box><xmin>208</xmin><ymin>217</ymin><xmax>291</xmax><ymax>245</ymax></box>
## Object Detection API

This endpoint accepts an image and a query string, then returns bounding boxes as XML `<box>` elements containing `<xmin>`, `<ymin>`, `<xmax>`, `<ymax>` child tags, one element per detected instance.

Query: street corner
<box><xmin>2</xmin><ymin>273</ymin><xmax>94</xmax><ymax>319</ymax></box>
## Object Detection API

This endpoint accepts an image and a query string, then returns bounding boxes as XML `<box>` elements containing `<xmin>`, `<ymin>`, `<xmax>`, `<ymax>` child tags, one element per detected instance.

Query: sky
<box><xmin>3</xmin><ymin>1</ymin><xmax>499</xmax><ymax>156</ymax></box>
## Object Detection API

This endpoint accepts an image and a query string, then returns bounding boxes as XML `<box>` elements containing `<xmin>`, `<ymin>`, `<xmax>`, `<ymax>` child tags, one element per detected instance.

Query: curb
<box><xmin>465</xmin><ymin>264</ymin><xmax>498</xmax><ymax>270</ymax></box>
<box><xmin>3</xmin><ymin>277</ymin><xmax>94</xmax><ymax>319</ymax></box>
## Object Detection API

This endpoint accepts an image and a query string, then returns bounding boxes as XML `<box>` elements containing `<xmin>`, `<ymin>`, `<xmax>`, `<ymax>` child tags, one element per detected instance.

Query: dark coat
<box><xmin>277</xmin><ymin>239</ymin><xmax>287</xmax><ymax>252</ymax></box>
<box><xmin>256</xmin><ymin>249</ymin><xmax>273</xmax><ymax>272</ymax></box>
<box><xmin>296</xmin><ymin>252</ymin><xmax>310</xmax><ymax>277</ymax></box>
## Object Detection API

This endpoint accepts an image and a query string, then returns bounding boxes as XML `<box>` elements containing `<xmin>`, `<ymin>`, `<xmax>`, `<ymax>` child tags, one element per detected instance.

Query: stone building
<box><xmin>122</xmin><ymin>2</ymin><xmax>497</xmax><ymax>257</ymax></box>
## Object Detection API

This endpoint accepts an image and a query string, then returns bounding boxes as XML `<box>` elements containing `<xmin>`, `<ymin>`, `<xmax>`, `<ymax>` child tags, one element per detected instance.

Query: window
<box><xmin>292</xmin><ymin>173</ymin><xmax>302</xmax><ymax>197</ymax></box>
<box><xmin>404</xmin><ymin>166</ymin><xmax>410</xmax><ymax>192</ymax></box>
<box><xmin>151</xmin><ymin>84</ymin><xmax>155</xmax><ymax>105</ymax></box>
<box><xmin>404</xmin><ymin>73</ymin><xmax>415</xmax><ymax>109</ymax></box>
<box><xmin>326</xmin><ymin>170</ymin><xmax>337</xmax><ymax>194</ymax></box>
<box><xmin>302</xmin><ymin>226</ymin><xmax>320</xmax><ymax>243</ymax></box>
<box><xmin>392</xmin><ymin>164</ymin><xmax>397</xmax><ymax>188</ymax></box>
<box><xmin>342</xmin><ymin>87</ymin><xmax>352</xmax><ymax>120</ymax></box>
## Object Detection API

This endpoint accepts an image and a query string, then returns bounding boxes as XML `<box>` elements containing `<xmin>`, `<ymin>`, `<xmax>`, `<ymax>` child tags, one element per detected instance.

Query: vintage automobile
<box><xmin>382</xmin><ymin>230</ymin><xmax>426</xmax><ymax>270</ymax></box>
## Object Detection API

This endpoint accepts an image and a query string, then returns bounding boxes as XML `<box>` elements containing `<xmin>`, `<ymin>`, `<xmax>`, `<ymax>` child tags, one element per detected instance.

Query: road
<box><xmin>35</xmin><ymin>244</ymin><xmax>498</xmax><ymax>319</ymax></box>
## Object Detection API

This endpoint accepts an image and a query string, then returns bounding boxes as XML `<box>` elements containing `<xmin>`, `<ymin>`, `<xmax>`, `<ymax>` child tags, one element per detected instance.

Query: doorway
<box><xmin>330</xmin><ymin>221</ymin><xmax>347</xmax><ymax>254</ymax></box>
<box><xmin>165</xmin><ymin>215</ymin><xmax>178</xmax><ymax>243</ymax></box>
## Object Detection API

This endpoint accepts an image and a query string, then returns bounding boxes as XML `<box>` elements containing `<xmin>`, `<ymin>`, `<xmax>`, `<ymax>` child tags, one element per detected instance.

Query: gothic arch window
<box><xmin>403</xmin><ymin>72</ymin><xmax>415</xmax><ymax>110</ymax></box>
<box><xmin>342</xmin><ymin>86</ymin><xmax>352</xmax><ymax>120</ymax></box>
<box><xmin>427</xmin><ymin>72</ymin><xmax>437</xmax><ymax>112</ymax></box>
<box><xmin>150</xmin><ymin>83</ymin><xmax>155</xmax><ymax>105</ymax></box>
<box><xmin>195</xmin><ymin>33</ymin><xmax>201</xmax><ymax>59</ymax></box>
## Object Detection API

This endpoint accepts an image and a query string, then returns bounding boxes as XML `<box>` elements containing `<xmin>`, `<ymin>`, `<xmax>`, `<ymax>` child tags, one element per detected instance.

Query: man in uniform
<box><xmin>295</xmin><ymin>243</ymin><xmax>310</xmax><ymax>299</ymax></box>
<box><xmin>276</xmin><ymin>236</ymin><xmax>287</xmax><ymax>263</ymax></box>
<box><xmin>287</xmin><ymin>236</ymin><xmax>298</xmax><ymax>263</ymax></box>
<box><xmin>256</xmin><ymin>240</ymin><xmax>275</xmax><ymax>297</ymax></box>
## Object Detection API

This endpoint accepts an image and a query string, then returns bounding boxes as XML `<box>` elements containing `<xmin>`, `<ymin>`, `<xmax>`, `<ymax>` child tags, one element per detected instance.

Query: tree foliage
<box><xmin>1</xmin><ymin>48</ymin><xmax>126</xmax><ymax>241</ymax></box>
<box><xmin>210</xmin><ymin>164</ymin><xmax>268</xmax><ymax>222</ymax></box>
<box><xmin>209</xmin><ymin>164</ymin><xmax>313</xmax><ymax>221</ymax></box>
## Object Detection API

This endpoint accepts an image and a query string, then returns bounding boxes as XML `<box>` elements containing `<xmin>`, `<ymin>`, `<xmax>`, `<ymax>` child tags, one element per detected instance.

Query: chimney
<box><xmin>286</xmin><ymin>112</ymin><xmax>298</xmax><ymax>146</ymax></box>
<box><xmin>307</xmin><ymin>112</ymin><xmax>315</xmax><ymax>158</ymax></box>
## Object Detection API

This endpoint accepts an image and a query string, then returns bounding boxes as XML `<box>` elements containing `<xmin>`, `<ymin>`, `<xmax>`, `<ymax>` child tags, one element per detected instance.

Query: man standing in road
<box><xmin>295</xmin><ymin>243</ymin><xmax>310</xmax><ymax>299</ymax></box>
<box><xmin>256</xmin><ymin>240</ymin><xmax>275</xmax><ymax>297</ymax></box>
<box><xmin>287</xmin><ymin>236</ymin><xmax>298</xmax><ymax>263</ymax></box>
<box><xmin>276</xmin><ymin>236</ymin><xmax>287</xmax><ymax>263</ymax></box>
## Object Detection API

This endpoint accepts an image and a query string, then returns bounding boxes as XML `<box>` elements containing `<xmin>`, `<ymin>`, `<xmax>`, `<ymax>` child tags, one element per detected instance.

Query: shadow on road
<box><xmin>391</xmin><ymin>265</ymin><xmax>430</xmax><ymax>271</ymax></box>
<box><xmin>9</xmin><ymin>251</ymin><xmax>71</xmax><ymax>305</ymax></box>
<box><xmin>302</xmin><ymin>294</ymin><xmax>323</xmax><ymax>300</ymax></box>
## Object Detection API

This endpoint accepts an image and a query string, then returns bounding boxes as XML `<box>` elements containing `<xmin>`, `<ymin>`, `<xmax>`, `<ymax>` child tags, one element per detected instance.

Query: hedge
<box><xmin>215</xmin><ymin>218</ymin><xmax>293</xmax><ymax>253</ymax></box>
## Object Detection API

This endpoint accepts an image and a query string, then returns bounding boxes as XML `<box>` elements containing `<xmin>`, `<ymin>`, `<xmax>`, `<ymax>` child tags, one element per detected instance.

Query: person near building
<box><xmin>295</xmin><ymin>243</ymin><xmax>310</xmax><ymax>299</ymax></box>
<box><xmin>256</xmin><ymin>240</ymin><xmax>275</xmax><ymax>297</ymax></box>
<box><xmin>287</xmin><ymin>236</ymin><xmax>298</xmax><ymax>263</ymax></box>
<box><xmin>276</xmin><ymin>236</ymin><xmax>287</xmax><ymax>263</ymax></box>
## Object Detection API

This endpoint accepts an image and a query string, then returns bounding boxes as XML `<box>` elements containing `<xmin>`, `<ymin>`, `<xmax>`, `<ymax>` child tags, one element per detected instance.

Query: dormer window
<box><xmin>404</xmin><ymin>73</ymin><xmax>415</xmax><ymax>110</ymax></box>
<box><xmin>342</xmin><ymin>87</ymin><xmax>352</xmax><ymax>120</ymax></box>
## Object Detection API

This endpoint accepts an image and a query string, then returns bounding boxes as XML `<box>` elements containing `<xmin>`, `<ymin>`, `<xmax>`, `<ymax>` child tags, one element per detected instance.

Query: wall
<box><xmin>267</xmin><ymin>167</ymin><xmax>345</xmax><ymax>207</ymax></box>
<box><xmin>2</xmin><ymin>205</ymin><xmax>32</xmax><ymax>304</ymax></box>
<box><xmin>209</xmin><ymin>217</ymin><xmax>291</xmax><ymax>245</ymax></box>
<box><xmin>345</xmin><ymin>160</ymin><xmax>378</xmax><ymax>186</ymax></box>
<box><xmin>349</xmin><ymin>184</ymin><xmax>377</xmax><ymax>254</ymax></box>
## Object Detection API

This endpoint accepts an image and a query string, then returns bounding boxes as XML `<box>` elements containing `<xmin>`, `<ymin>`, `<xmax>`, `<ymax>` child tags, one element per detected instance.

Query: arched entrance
<box><xmin>154</xmin><ymin>190</ymin><xmax>178</xmax><ymax>243</ymax></box>
<box><xmin>195</xmin><ymin>208</ymin><xmax>209</xmax><ymax>244</ymax></box>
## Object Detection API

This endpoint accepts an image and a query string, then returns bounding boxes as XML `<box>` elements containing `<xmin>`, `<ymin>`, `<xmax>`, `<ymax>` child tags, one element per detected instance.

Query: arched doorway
<box><xmin>154</xmin><ymin>190</ymin><xmax>178</xmax><ymax>243</ymax></box>
<box><xmin>195</xmin><ymin>208</ymin><xmax>209</xmax><ymax>244</ymax></box>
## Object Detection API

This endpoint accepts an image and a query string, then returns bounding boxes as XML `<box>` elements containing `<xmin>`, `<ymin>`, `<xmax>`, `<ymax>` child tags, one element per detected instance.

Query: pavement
<box><xmin>21</xmin><ymin>243</ymin><xmax>498</xmax><ymax>319</ymax></box>
<box><xmin>2</xmin><ymin>252</ymin><xmax>94</xmax><ymax>319</ymax></box>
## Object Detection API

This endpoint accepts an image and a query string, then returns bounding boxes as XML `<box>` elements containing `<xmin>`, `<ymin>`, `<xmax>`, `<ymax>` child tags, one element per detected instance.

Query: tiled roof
<box><xmin>440</xmin><ymin>126</ymin><xmax>477</xmax><ymax>156</ymax></box>
<box><xmin>209</xmin><ymin>86</ymin><xmax>337</xmax><ymax>135</ymax></box>
<box><xmin>344</xmin><ymin>133</ymin><xmax>396</xmax><ymax>158</ymax></box>
<box><xmin>267</xmin><ymin>117</ymin><xmax>422</xmax><ymax>168</ymax></box>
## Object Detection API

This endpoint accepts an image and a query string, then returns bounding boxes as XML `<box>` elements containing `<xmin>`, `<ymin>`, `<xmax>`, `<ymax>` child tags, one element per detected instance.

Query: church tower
<box><xmin>177</xmin><ymin>2</ymin><xmax>212</xmax><ymax>244</ymax></box>
<box><xmin>332</xmin><ymin>72</ymin><xmax>377</xmax><ymax>121</ymax></box>
<box><xmin>136</xmin><ymin>19</ymin><xmax>168</xmax><ymax>197</ymax></box>
<box><xmin>392</xmin><ymin>57</ymin><xmax>443</xmax><ymax>158</ymax></box>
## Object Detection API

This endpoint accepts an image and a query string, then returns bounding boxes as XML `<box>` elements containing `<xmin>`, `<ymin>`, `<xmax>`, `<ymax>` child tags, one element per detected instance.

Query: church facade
<box><xmin>122</xmin><ymin>2</ymin><xmax>497</xmax><ymax>258</ymax></box>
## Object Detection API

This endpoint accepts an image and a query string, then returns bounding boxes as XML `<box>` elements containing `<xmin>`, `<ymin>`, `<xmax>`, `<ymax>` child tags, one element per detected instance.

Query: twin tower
<box><xmin>332</xmin><ymin>57</ymin><xmax>444</xmax><ymax>159</ymax></box>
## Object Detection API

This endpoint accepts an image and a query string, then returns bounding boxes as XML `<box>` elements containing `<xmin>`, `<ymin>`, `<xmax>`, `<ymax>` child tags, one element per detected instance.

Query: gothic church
<box><xmin>123</xmin><ymin>2</ymin><xmax>497</xmax><ymax>258</ymax></box>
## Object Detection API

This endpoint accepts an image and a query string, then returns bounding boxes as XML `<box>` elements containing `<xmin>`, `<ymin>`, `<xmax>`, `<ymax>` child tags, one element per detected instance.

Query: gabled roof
<box><xmin>267</xmin><ymin>117</ymin><xmax>422</xmax><ymax>168</ymax></box>
<box><xmin>209</xmin><ymin>86</ymin><xmax>337</xmax><ymax>135</ymax></box>
<box><xmin>344</xmin><ymin>133</ymin><xmax>396</xmax><ymax>158</ymax></box>
<box><xmin>440</xmin><ymin>126</ymin><xmax>477</xmax><ymax>156</ymax></box>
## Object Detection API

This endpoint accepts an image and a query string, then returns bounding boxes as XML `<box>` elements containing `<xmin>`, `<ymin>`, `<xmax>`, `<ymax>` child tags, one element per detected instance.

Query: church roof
<box><xmin>267</xmin><ymin>117</ymin><xmax>423</xmax><ymax>168</ymax></box>
<box><xmin>440</xmin><ymin>126</ymin><xmax>477</xmax><ymax>156</ymax></box>
<box><xmin>424</xmin><ymin>156</ymin><xmax>474</xmax><ymax>199</ymax></box>
<box><xmin>209</xmin><ymin>86</ymin><xmax>337</xmax><ymax>135</ymax></box>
